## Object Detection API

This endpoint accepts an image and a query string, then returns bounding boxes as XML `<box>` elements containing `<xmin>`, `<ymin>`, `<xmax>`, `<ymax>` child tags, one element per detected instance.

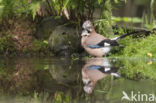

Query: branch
<box><xmin>46</xmin><ymin>0</ymin><xmax>54</xmax><ymax>15</ymax></box>
<box><xmin>112</xmin><ymin>25</ymin><xmax>155</xmax><ymax>36</ymax></box>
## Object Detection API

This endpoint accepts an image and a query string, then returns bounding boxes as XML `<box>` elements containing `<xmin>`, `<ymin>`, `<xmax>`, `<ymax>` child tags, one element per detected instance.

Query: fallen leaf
<box><xmin>147</xmin><ymin>53</ymin><xmax>152</xmax><ymax>57</ymax></box>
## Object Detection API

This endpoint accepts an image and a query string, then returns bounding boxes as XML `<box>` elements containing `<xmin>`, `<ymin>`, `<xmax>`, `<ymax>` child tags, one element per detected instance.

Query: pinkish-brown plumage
<box><xmin>81</xmin><ymin>20</ymin><xmax>112</xmax><ymax>57</ymax></box>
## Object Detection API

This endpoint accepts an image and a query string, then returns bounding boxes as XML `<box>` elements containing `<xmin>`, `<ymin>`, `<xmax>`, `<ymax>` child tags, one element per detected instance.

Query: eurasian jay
<box><xmin>82</xmin><ymin>58</ymin><xmax>120</xmax><ymax>94</ymax></box>
<box><xmin>81</xmin><ymin>20</ymin><xmax>130</xmax><ymax>57</ymax></box>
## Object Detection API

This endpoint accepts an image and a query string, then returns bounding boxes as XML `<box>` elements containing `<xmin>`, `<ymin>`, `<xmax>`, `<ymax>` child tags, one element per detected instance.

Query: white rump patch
<box><xmin>102</xmin><ymin>47</ymin><xmax>111</xmax><ymax>55</ymax></box>
<box><xmin>105</xmin><ymin>67</ymin><xmax>110</xmax><ymax>72</ymax></box>
<box><xmin>104</xmin><ymin>42</ymin><xmax>110</xmax><ymax>46</ymax></box>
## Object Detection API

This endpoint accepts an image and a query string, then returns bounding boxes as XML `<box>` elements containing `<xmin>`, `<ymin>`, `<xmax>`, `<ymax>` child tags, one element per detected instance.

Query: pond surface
<box><xmin>0</xmin><ymin>57</ymin><xmax>156</xmax><ymax>103</ymax></box>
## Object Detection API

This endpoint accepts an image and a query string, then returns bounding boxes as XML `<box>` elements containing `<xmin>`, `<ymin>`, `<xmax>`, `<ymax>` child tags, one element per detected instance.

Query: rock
<box><xmin>36</xmin><ymin>16</ymin><xmax>65</xmax><ymax>39</ymax></box>
<box><xmin>49</xmin><ymin>59</ymin><xmax>81</xmax><ymax>84</ymax></box>
<box><xmin>48</xmin><ymin>24</ymin><xmax>81</xmax><ymax>56</ymax></box>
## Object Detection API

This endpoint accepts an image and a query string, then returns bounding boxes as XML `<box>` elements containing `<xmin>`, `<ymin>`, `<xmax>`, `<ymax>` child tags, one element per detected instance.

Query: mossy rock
<box><xmin>48</xmin><ymin>25</ymin><xmax>81</xmax><ymax>56</ymax></box>
<box><xmin>49</xmin><ymin>59</ymin><xmax>81</xmax><ymax>84</ymax></box>
<box><xmin>36</xmin><ymin>17</ymin><xmax>65</xmax><ymax>40</ymax></box>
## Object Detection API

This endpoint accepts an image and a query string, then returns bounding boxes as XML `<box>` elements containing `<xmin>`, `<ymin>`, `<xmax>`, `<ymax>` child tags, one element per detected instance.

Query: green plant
<box><xmin>0</xmin><ymin>0</ymin><xmax>126</xmax><ymax>22</ymax></box>
<box><xmin>0</xmin><ymin>35</ymin><xmax>16</xmax><ymax>55</ymax></box>
<box><xmin>111</xmin><ymin>33</ymin><xmax>156</xmax><ymax>58</ymax></box>
<box><xmin>0</xmin><ymin>0</ymin><xmax>14</xmax><ymax>21</ymax></box>
<box><xmin>94</xmin><ymin>19</ymin><xmax>114</xmax><ymax>37</ymax></box>
<box><xmin>32</xmin><ymin>39</ymin><xmax>50</xmax><ymax>54</ymax></box>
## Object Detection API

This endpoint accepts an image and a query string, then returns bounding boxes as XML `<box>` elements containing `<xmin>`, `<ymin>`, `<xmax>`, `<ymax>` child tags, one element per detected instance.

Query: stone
<box><xmin>48</xmin><ymin>24</ymin><xmax>81</xmax><ymax>56</ymax></box>
<box><xmin>36</xmin><ymin>16</ymin><xmax>65</xmax><ymax>39</ymax></box>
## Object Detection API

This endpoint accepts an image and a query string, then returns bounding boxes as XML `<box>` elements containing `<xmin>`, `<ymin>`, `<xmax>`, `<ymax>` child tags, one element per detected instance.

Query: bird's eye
<box><xmin>62</xmin><ymin>32</ymin><xmax>66</xmax><ymax>35</ymax></box>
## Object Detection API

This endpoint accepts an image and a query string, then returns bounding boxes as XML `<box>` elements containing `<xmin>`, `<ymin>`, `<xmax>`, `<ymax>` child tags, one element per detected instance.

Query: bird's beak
<box><xmin>81</xmin><ymin>30</ymin><xmax>89</xmax><ymax>37</ymax></box>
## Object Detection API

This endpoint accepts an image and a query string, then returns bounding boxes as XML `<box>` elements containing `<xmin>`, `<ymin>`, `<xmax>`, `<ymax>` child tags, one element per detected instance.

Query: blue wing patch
<box><xmin>88</xmin><ymin>65</ymin><xmax>102</xmax><ymax>70</ymax></box>
<box><xmin>87</xmin><ymin>45</ymin><xmax>101</xmax><ymax>48</ymax></box>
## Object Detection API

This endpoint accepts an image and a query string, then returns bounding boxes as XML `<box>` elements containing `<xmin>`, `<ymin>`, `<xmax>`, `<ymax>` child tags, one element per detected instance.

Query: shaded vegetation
<box><xmin>0</xmin><ymin>35</ymin><xmax>16</xmax><ymax>55</ymax></box>
<box><xmin>0</xmin><ymin>0</ymin><xmax>125</xmax><ymax>22</ymax></box>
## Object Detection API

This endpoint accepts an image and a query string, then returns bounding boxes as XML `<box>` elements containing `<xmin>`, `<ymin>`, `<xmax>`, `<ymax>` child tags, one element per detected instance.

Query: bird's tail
<box><xmin>111</xmin><ymin>31</ymin><xmax>138</xmax><ymax>41</ymax></box>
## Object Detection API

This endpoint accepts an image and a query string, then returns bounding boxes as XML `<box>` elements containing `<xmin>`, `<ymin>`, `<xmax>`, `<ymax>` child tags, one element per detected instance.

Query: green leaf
<box><xmin>114</xmin><ymin>0</ymin><xmax>118</xmax><ymax>3</ymax></box>
<box><xmin>62</xmin><ymin>0</ymin><xmax>70</xmax><ymax>10</ymax></box>
<box><xmin>0</xmin><ymin>5</ymin><xmax>4</xmax><ymax>10</ymax></box>
<box><xmin>44</xmin><ymin>65</ymin><xmax>49</xmax><ymax>70</ymax></box>
<box><xmin>0</xmin><ymin>0</ymin><xmax>2</xmax><ymax>3</ymax></box>
<box><xmin>98</xmin><ymin>0</ymin><xmax>101</xmax><ymax>4</ymax></box>
<box><xmin>0</xmin><ymin>5</ymin><xmax>4</xmax><ymax>17</ymax></box>
<box><xmin>43</xmin><ymin>40</ymin><xmax>48</xmax><ymax>44</ymax></box>
<box><xmin>150</xmin><ymin>0</ymin><xmax>154</xmax><ymax>10</ymax></box>
<box><xmin>29</xmin><ymin>2</ymin><xmax>40</xmax><ymax>20</ymax></box>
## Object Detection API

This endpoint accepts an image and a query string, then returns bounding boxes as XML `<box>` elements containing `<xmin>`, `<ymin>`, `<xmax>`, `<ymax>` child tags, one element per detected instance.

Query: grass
<box><xmin>108</xmin><ymin>32</ymin><xmax>156</xmax><ymax>80</ymax></box>
<box><xmin>113</xmin><ymin>33</ymin><xmax>156</xmax><ymax>58</ymax></box>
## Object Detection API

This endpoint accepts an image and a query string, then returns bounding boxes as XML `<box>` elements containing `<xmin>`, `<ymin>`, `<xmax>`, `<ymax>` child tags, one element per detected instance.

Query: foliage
<box><xmin>0</xmin><ymin>35</ymin><xmax>16</xmax><ymax>55</ymax></box>
<box><xmin>0</xmin><ymin>0</ymin><xmax>126</xmax><ymax>22</ymax></box>
<box><xmin>0</xmin><ymin>0</ymin><xmax>44</xmax><ymax>21</ymax></box>
<box><xmin>114</xmin><ymin>34</ymin><xmax>156</xmax><ymax>58</ymax></box>
<box><xmin>94</xmin><ymin>19</ymin><xmax>114</xmax><ymax>37</ymax></box>
<box><xmin>32</xmin><ymin>39</ymin><xmax>50</xmax><ymax>54</ymax></box>
<box><xmin>0</xmin><ymin>0</ymin><xmax>14</xmax><ymax>21</ymax></box>
<box><xmin>49</xmin><ymin>0</ymin><xmax>126</xmax><ymax>24</ymax></box>
<box><xmin>111</xmin><ymin>0</ymin><xmax>156</xmax><ymax>29</ymax></box>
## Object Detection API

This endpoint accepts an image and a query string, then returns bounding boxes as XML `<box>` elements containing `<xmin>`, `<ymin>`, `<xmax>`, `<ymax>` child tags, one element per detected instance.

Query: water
<box><xmin>0</xmin><ymin>57</ymin><xmax>156</xmax><ymax>103</ymax></box>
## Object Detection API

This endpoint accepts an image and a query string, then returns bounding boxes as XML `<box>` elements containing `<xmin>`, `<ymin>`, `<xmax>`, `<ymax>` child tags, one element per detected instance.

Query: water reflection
<box><xmin>0</xmin><ymin>57</ymin><xmax>156</xmax><ymax>103</ymax></box>
<box><xmin>82</xmin><ymin>58</ymin><xmax>120</xmax><ymax>94</ymax></box>
<box><xmin>0</xmin><ymin>57</ymin><xmax>84</xmax><ymax>103</ymax></box>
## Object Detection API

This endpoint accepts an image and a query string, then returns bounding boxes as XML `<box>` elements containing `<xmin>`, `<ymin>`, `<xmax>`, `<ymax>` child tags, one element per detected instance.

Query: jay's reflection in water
<box><xmin>82</xmin><ymin>58</ymin><xmax>120</xmax><ymax>94</ymax></box>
